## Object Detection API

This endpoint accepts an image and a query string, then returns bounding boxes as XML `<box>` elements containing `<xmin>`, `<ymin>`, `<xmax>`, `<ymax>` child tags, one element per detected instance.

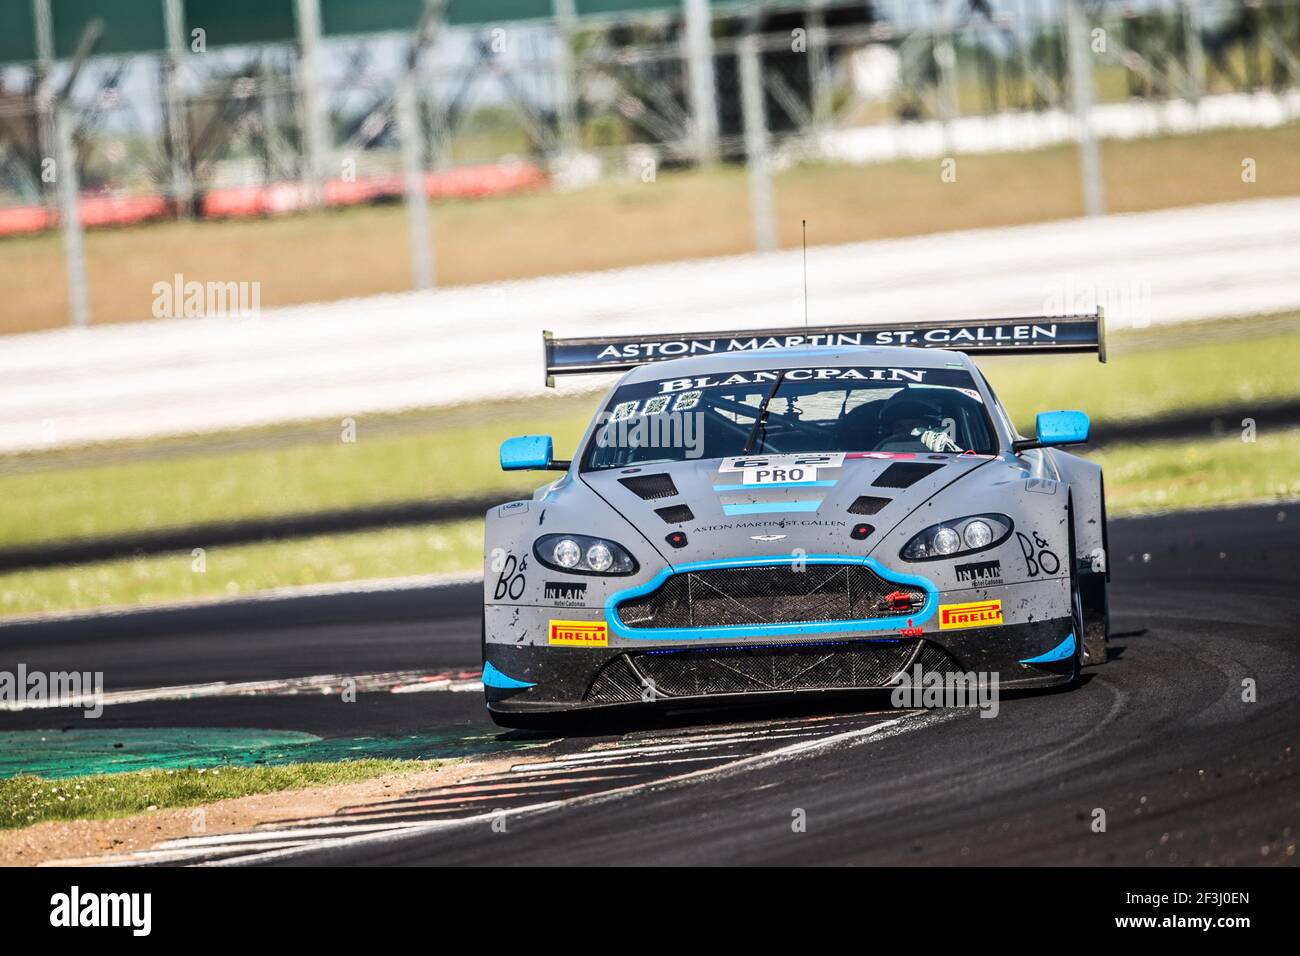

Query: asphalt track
<box><xmin>2</xmin><ymin>503</ymin><xmax>1297</xmax><ymax>865</ymax></box>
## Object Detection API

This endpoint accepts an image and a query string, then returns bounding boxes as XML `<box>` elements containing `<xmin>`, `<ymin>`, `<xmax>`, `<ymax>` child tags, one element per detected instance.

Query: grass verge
<box><xmin>0</xmin><ymin>520</ymin><xmax>481</xmax><ymax>617</ymax></box>
<box><xmin>977</xmin><ymin>319</ymin><xmax>1300</xmax><ymax>430</ymax></box>
<box><xmin>1</xmin><ymin>315</ymin><xmax>1296</xmax><ymax>551</ymax></box>
<box><xmin>1</xmin><ymin>429</ymin><xmax>1295</xmax><ymax>617</ymax></box>
<box><xmin>0</xmin><ymin>760</ymin><xmax>434</xmax><ymax>830</ymax></box>
<box><xmin>0</xmin><ymin>399</ymin><xmax>591</xmax><ymax>548</ymax></box>
<box><xmin>1091</xmin><ymin>427</ymin><xmax>1300</xmax><ymax>516</ymax></box>
<box><xmin>2</xmin><ymin>124</ymin><xmax>1297</xmax><ymax>333</ymax></box>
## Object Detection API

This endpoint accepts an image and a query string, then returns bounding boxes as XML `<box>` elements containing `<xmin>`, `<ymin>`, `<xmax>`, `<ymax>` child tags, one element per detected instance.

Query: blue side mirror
<box><xmin>1035</xmin><ymin>410</ymin><xmax>1090</xmax><ymax>447</ymax></box>
<box><xmin>500</xmin><ymin>435</ymin><xmax>554</xmax><ymax>471</ymax></box>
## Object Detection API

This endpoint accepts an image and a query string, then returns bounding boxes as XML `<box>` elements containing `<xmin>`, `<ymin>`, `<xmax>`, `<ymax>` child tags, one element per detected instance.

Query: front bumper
<box><xmin>484</xmin><ymin>616</ymin><xmax>1076</xmax><ymax>720</ymax></box>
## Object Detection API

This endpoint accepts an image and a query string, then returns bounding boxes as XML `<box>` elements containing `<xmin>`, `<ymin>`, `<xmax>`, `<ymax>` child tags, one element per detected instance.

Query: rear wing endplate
<box><xmin>543</xmin><ymin>310</ymin><xmax>1105</xmax><ymax>385</ymax></box>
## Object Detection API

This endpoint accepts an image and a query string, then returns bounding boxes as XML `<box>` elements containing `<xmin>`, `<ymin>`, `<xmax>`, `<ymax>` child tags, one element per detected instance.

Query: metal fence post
<box><xmin>739</xmin><ymin>33</ymin><xmax>776</xmax><ymax>253</ymax></box>
<box><xmin>295</xmin><ymin>0</ymin><xmax>330</xmax><ymax>205</ymax></box>
<box><xmin>32</xmin><ymin>0</ymin><xmax>56</xmax><ymax>216</ymax></box>
<box><xmin>684</xmin><ymin>0</ymin><xmax>720</xmax><ymax>163</ymax></box>
<box><xmin>47</xmin><ymin>16</ymin><xmax>102</xmax><ymax>329</ymax></box>
<box><xmin>554</xmin><ymin>0</ymin><xmax>580</xmax><ymax>154</ymax></box>
<box><xmin>54</xmin><ymin>102</ymin><xmax>90</xmax><ymax>328</ymax></box>
<box><xmin>162</xmin><ymin>0</ymin><xmax>193</xmax><ymax>217</ymax></box>
<box><xmin>933</xmin><ymin>13</ymin><xmax>959</xmax><ymax>133</ymax></box>
<box><xmin>1181</xmin><ymin>0</ymin><xmax>1207</xmax><ymax>104</ymax></box>
<box><xmin>807</xmin><ymin>0</ymin><xmax>832</xmax><ymax>130</ymax></box>
<box><xmin>397</xmin><ymin>73</ymin><xmax>434</xmax><ymax>291</ymax></box>
<box><xmin>1065</xmin><ymin>0</ymin><xmax>1106</xmax><ymax>217</ymax></box>
<box><xmin>398</xmin><ymin>7</ymin><xmax>445</xmax><ymax>292</ymax></box>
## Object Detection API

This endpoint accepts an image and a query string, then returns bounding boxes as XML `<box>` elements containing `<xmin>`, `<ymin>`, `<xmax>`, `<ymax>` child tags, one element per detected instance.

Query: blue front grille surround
<box><xmin>605</xmin><ymin>555</ymin><xmax>937</xmax><ymax>641</ymax></box>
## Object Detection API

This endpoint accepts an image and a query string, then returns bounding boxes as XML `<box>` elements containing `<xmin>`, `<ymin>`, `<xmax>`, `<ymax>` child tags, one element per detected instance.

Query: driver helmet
<box><xmin>878</xmin><ymin>396</ymin><xmax>942</xmax><ymax>436</ymax></box>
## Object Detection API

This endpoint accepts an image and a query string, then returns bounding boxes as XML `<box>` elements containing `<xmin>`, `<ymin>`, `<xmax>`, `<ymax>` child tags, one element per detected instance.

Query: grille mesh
<box><xmin>585</xmin><ymin>656</ymin><xmax>646</xmax><ymax>704</ymax></box>
<box><xmin>616</xmin><ymin>564</ymin><xmax>925</xmax><ymax>630</ymax></box>
<box><xmin>873</xmin><ymin>462</ymin><xmax>945</xmax><ymax>488</ymax></box>
<box><xmin>913</xmin><ymin>642</ymin><xmax>959</xmax><ymax>674</ymax></box>
<box><xmin>619</xmin><ymin>473</ymin><xmax>679</xmax><ymax>500</ymax></box>
<box><xmin>582</xmin><ymin>640</ymin><xmax>963</xmax><ymax>702</ymax></box>
<box><xmin>655</xmin><ymin>504</ymin><xmax>694</xmax><ymax>524</ymax></box>
<box><xmin>848</xmin><ymin>495</ymin><xmax>891</xmax><ymax>515</ymax></box>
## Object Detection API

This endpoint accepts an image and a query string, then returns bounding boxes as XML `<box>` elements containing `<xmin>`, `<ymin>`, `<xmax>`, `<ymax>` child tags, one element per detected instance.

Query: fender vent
<box><xmin>619</xmin><ymin>474</ymin><xmax>679</xmax><ymax>500</ymax></box>
<box><xmin>873</xmin><ymin>462</ymin><xmax>945</xmax><ymax>488</ymax></box>
<box><xmin>655</xmin><ymin>504</ymin><xmax>694</xmax><ymax>524</ymax></box>
<box><xmin>848</xmin><ymin>495</ymin><xmax>891</xmax><ymax>515</ymax></box>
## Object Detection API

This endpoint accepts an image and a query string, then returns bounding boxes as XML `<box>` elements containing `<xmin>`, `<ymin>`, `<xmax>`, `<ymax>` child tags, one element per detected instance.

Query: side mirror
<box><xmin>500</xmin><ymin>435</ymin><xmax>569</xmax><ymax>471</ymax></box>
<box><xmin>1014</xmin><ymin>411</ymin><xmax>1090</xmax><ymax>452</ymax></box>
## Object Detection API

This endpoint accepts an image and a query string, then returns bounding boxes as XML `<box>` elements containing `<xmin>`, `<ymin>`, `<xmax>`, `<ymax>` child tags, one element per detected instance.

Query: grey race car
<box><xmin>482</xmin><ymin>314</ymin><xmax>1109</xmax><ymax>727</ymax></box>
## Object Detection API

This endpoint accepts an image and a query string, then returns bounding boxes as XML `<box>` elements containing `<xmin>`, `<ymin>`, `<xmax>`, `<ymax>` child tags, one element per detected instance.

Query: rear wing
<box><xmin>542</xmin><ymin>310</ymin><xmax>1105</xmax><ymax>385</ymax></box>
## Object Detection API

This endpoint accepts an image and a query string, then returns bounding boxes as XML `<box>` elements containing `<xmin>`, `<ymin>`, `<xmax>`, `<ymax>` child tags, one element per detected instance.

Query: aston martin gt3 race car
<box><xmin>482</xmin><ymin>314</ymin><xmax>1109</xmax><ymax>727</ymax></box>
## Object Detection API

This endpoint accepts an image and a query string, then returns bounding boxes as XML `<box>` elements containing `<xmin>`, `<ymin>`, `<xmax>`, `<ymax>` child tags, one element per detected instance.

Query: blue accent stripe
<box><xmin>481</xmin><ymin>661</ymin><xmax>536</xmax><ymax>689</ymax></box>
<box><xmin>1019</xmin><ymin>632</ymin><xmax>1076</xmax><ymax>664</ymax></box>
<box><xmin>643</xmin><ymin>637</ymin><xmax>903</xmax><ymax>655</ymax></box>
<box><xmin>605</xmin><ymin>555</ymin><xmax>938</xmax><ymax>641</ymax></box>
<box><xmin>722</xmin><ymin>500</ymin><xmax>822</xmax><ymax>515</ymax></box>
<box><xmin>712</xmin><ymin>480</ymin><xmax>837</xmax><ymax>491</ymax></box>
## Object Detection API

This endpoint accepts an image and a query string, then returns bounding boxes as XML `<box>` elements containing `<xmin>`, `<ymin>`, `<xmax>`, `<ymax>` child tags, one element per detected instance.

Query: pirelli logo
<box><xmin>548</xmin><ymin>620</ymin><xmax>609</xmax><ymax>647</ymax></box>
<box><xmin>938</xmin><ymin>600</ymin><xmax>1003</xmax><ymax>630</ymax></box>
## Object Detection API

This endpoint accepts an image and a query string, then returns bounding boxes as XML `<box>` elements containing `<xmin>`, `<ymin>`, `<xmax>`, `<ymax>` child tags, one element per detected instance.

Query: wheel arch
<box><xmin>1052</xmin><ymin>450</ymin><xmax>1109</xmax><ymax>665</ymax></box>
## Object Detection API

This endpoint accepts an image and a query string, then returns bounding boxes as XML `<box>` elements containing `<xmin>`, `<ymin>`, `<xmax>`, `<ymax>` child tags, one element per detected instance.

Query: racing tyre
<box><xmin>1078</xmin><ymin>572</ymin><xmax>1109</xmax><ymax>667</ymax></box>
<box><xmin>1065</xmin><ymin>502</ymin><xmax>1086</xmax><ymax>686</ymax></box>
<box><xmin>1078</xmin><ymin>482</ymin><xmax>1110</xmax><ymax>666</ymax></box>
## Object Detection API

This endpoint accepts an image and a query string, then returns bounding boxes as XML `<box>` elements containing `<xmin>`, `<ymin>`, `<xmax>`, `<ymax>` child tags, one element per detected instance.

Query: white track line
<box><xmin>0</xmin><ymin>572</ymin><xmax>477</xmax><ymax>630</ymax></box>
<box><xmin>88</xmin><ymin>710</ymin><xmax>949</xmax><ymax>866</ymax></box>
<box><xmin>0</xmin><ymin>669</ymin><xmax>483</xmax><ymax>711</ymax></box>
<box><xmin>5</xmin><ymin>197</ymin><xmax>1299</xmax><ymax>451</ymax></box>
<box><xmin>472</xmin><ymin>755</ymin><xmax>748</xmax><ymax>778</ymax></box>
<box><xmin>512</xmin><ymin>732</ymin><xmax>825</xmax><ymax>771</ymax></box>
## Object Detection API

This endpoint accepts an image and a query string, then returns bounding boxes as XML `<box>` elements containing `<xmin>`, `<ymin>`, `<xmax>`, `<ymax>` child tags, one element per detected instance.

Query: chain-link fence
<box><xmin>1</xmin><ymin>0</ymin><xmax>1298</xmax><ymax>327</ymax></box>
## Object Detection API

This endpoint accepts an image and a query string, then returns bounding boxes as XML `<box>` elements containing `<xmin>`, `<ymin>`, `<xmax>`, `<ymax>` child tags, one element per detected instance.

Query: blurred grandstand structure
<box><xmin>1</xmin><ymin>0</ymin><xmax>1299</xmax><ymax>326</ymax></box>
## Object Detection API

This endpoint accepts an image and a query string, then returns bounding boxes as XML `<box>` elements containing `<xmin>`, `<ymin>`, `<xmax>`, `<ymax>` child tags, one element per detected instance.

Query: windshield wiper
<box><xmin>741</xmin><ymin>371</ymin><xmax>785</xmax><ymax>455</ymax></box>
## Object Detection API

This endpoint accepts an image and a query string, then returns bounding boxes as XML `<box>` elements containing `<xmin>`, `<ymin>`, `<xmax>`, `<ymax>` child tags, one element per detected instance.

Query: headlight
<box><xmin>534</xmin><ymin>533</ymin><xmax>638</xmax><ymax>576</ymax></box>
<box><xmin>586</xmin><ymin>543</ymin><xmax>613</xmax><ymax>572</ymax></box>
<box><xmin>963</xmin><ymin>520</ymin><xmax>992</xmax><ymax>549</ymax></box>
<box><xmin>553</xmin><ymin>538</ymin><xmax>581</xmax><ymax>568</ymax></box>
<box><xmin>933</xmin><ymin>527</ymin><xmax>961</xmax><ymax>555</ymax></box>
<box><xmin>900</xmin><ymin>514</ymin><xmax>1013</xmax><ymax>562</ymax></box>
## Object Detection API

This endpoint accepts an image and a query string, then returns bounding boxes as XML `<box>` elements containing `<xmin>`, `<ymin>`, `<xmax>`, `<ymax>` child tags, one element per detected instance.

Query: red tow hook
<box><xmin>881</xmin><ymin>590</ymin><xmax>920</xmax><ymax>613</ymax></box>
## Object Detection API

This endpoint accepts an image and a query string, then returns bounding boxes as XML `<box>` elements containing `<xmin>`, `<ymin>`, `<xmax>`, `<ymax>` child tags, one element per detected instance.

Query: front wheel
<box><xmin>1079</xmin><ymin>480</ymin><xmax>1110</xmax><ymax>666</ymax></box>
<box><xmin>1065</xmin><ymin>503</ymin><xmax>1086</xmax><ymax>685</ymax></box>
<box><xmin>1078</xmin><ymin>570</ymin><xmax>1109</xmax><ymax>666</ymax></box>
<box><xmin>1067</xmin><ymin>560</ymin><xmax>1086</xmax><ymax>686</ymax></box>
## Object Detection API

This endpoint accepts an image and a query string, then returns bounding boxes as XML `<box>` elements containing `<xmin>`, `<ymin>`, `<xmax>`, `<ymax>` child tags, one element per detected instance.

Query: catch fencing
<box><xmin>1</xmin><ymin>0</ymin><xmax>1299</xmax><ymax>325</ymax></box>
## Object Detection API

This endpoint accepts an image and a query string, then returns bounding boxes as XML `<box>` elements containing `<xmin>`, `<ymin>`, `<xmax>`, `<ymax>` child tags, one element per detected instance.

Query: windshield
<box><xmin>582</xmin><ymin>365</ymin><xmax>997</xmax><ymax>470</ymax></box>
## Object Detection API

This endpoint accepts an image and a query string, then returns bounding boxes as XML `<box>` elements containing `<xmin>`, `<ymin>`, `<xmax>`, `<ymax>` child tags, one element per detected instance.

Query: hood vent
<box><xmin>873</xmin><ymin>462</ymin><xmax>945</xmax><ymax>489</ymax></box>
<box><xmin>619</xmin><ymin>473</ymin><xmax>679</xmax><ymax>500</ymax></box>
<box><xmin>655</xmin><ymin>504</ymin><xmax>694</xmax><ymax>524</ymax></box>
<box><xmin>848</xmin><ymin>495</ymin><xmax>891</xmax><ymax>515</ymax></box>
